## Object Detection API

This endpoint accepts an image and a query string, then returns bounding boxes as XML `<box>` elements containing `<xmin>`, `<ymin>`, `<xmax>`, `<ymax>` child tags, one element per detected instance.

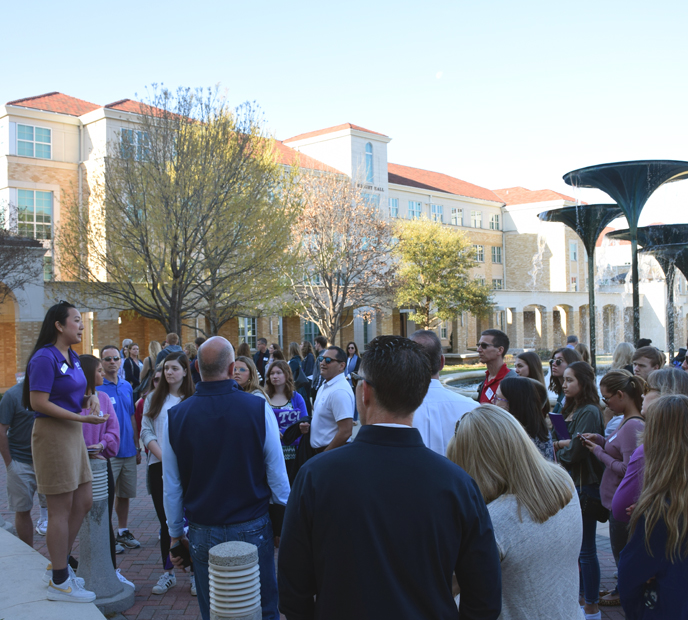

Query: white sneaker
<box><xmin>43</xmin><ymin>564</ymin><xmax>85</xmax><ymax>587</ymax></box>
<box><xmin>116</xmin><ymin>568</ymin><xmax>135</xmax><ymax>588</ymax></box>
<box><xmin>35</xmin><ymin>519</ymin><xmax>48</xmax><ymax>536</ymax></box>
<box><xmin>190</xmin><ymin>572</ymin><xmax>197</xmax><ymax>596</ymax></box>
<box><xmin>151</xmin><ymin>572</ymin><xmax>176</xmax><ymax>594</ymax></box>
<box><xmin>47</xmin><ymin>574</ymin><xmax>96</xmax><ymax>603</ymax></box>
<box><xmin>115</xmin><ymin>543</ymin><xmax>125</xmax><ymax>554</ymax></box>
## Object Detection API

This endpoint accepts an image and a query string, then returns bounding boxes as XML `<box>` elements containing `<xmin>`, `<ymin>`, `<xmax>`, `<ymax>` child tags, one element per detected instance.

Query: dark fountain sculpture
<box><xmin>539</xmin><ymin>204</ymin><xmax>624</xmax><ymax>372</ymax></box>
<box><xmin>563</xmin><ymin>160</ymin><xmax>688</xmax><ymax>344</ymax></box>
<box><xmin>607</xmin><ymin>224</ymin><xmax>688</xmax><ymax>358</ymax></box>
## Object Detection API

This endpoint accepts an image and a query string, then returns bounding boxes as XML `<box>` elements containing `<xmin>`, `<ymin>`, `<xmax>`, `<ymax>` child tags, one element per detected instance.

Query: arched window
<box><xmin>365</xmin><ymin>142</ymin><xmax>373</xmax><ymax>183</ymax></box>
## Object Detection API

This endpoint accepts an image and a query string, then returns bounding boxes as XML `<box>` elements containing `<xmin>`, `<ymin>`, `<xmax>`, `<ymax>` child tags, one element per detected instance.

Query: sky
<box><xmin>4</xmin><ymin>0</ymin><xmax>688</xmax><ymax>226</ymax></box>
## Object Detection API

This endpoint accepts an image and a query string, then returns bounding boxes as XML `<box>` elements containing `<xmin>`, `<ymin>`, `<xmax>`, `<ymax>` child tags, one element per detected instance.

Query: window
<box><xmin>570</xmin><ymin>276</ymin><xmax>578</xmax><ymax>292</ymax></box>
<box><xmin>389</xmin><ymin>198</ymin><xmax>399</xmax><ymax>218</ymax></box>
<box><xmin>489</xmin><ymin>214</ymin><xmax>500</xmax><ymax>230</ymax></box>
<box><xmin>17</xmin><ymin>124</ymin><xmax>51</xmax><ymax>159</ymax></box>
<box><xmin>363</xmin><ymin>319</ymin><xmax>371</xmax><ymax>345</ymax></box>
<box><xmin>120</xmin><ymin>128</ymin><xmax>150</xmax><ymax>160</ymax></box>
<box><xmin>473</xmin><ymin>245</ymin><xmax>484</xmax><ymax>262</ymax></box>
<box><xmin>570</xmin><ymin>241</ymin><xmax>578</xmax><ymax>262</ymax></box>
<box><xmin>471</xmin><ymin>210</ymin><xmax>482</xmax><ymax>228</ymax></box>
<box><xmin>365</xmin><ymin>142</ymin><xmax>373</xmax><ymax>183</ymax></box>
<box><xmin>492</xmin><ymin>279</ymin><xmax>503</xmax><ymax>290</ymax></box>
<box><xmin>43</xmin><ymin>256</ymin><xmax>53</xmax><ymax>281</ymax></box>
<box><xmin>440</xmin><ymin>321</ymin><xmax>448</xmax><ymax>339</ymax></box>
<box><xmin>238</xmin><ymin>317</ymin><xmax>257</xmax><ymax>349</ymax></box>
<box><xmin>363</xmin><ymin>193</ymin><xmax>380</xmax><ymax>208</ymax></box>
<box><xmin>431</xmin><ymin>204</ymin><xmax>443</xmax><ymax>222</ymax></box>
<box><xmin>18</xmin><ymin>190</ymin><xmax>52</xmax><ymax>239</ymax></box>
<box><xmin>304</xmin><ymin>320</ymin><xmax>321</xmax><ymax>344</ymax></box>
<box><xmin>476</xmin><ymin>276</ymin><xmax>486</xmax><ymax>286</ymax></box>
<box><xmin>491</xmin><ymin>246</ymin><xmax>502</xmax><ymax>263</ymax></box>
<box><xmin>451</xmin><ymin>208</ymin><xmax>463</xmax><ymax>226</ymax></box>
<box><xmin>408</xmin><ymin>201</ymin><xmax>422</xmax><ymax>219</ymax></box>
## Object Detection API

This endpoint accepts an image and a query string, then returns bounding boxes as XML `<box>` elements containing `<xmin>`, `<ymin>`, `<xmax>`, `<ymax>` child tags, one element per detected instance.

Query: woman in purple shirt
<box><xmin>23</xmin><ymin>302</ymin><xmax>108</xmax><ymax>603</ymax></box>
<box><xmin>581</xmin><ymin>370</ymin><xmax>645</xmax><ymax>606</ymax></box>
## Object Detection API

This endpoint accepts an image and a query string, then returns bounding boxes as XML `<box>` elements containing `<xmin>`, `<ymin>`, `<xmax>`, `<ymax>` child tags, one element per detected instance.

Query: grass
<box><xmin>440</xmin><ymin>364</ymin><xmax>486</xmax><ymax>376</ymax></box>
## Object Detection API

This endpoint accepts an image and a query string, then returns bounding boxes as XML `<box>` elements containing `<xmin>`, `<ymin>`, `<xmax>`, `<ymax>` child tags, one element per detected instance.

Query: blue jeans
<box><xmin>188</xmin><ymin>513</ymin><xmax>278</xmax><ymax>620</ymax></box>
<box><xmin>578</xmin><ymin>485</ymin><xmax>601</xmax><ymax>605</ymax></box>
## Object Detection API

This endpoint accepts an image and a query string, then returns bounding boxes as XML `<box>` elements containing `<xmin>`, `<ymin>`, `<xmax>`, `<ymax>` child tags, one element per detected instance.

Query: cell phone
<box><xmin>170</xmin><ymin>540</ymin><xmax>192</xmax><ymax>568</ymax></box>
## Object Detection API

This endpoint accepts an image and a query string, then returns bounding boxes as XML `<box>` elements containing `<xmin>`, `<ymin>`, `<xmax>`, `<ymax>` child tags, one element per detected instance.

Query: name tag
<box><xmin>60</xmin><ymin>363</ymin><xmax>69</xmax><ymax>374</ymax></box>
<box><xmin>485</xmin><ymin>387</ymin><xmax>494</xmax><ymax>401</ymax></box>
<box><xmin>110</xmin><ymin>397</ymin><xmax>117</xmax><ymax>406</ymax></box>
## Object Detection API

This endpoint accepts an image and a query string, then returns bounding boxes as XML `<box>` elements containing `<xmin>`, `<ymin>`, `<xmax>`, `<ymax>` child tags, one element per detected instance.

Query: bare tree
<box><xmin>285</xmin><ymin>172</ymin><xmax>395</xmax><ymax>343</ymax></box>
<box><xmin>58</xmin><ymin>86</ymin><xmax>296</xmax><ymax>334</ymax></box>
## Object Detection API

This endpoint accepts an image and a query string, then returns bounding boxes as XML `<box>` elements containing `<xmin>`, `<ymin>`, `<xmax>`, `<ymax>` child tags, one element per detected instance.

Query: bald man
<box><xmin>162</xmin><ymin>337</ymin><xmax>290</xmax><ymax>620</ymax></box>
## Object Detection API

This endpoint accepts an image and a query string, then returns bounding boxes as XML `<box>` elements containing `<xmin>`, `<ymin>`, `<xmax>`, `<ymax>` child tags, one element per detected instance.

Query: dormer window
<box><xmin>365</xmin><ymin>142</ymin><xmax>373</xmax><ymax>183</ymax></box>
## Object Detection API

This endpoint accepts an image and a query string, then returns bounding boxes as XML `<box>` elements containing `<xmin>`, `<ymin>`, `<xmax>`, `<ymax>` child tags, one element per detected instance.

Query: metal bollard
<box><xmin>76</xmin><ymin>459</ymin><xmax>135</xmax><ymax>614</ymax></box>
<box><xmin>209</xmin><ymin>541</ymin><xmax>261</xmax><ymax>620</ymax></box>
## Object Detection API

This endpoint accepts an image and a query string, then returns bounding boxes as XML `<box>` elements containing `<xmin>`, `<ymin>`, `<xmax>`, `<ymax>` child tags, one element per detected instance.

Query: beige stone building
<box><xmin>1</xmin><ymin>92</ymin><xmax>684</xmax><ymax>389</ymax></box>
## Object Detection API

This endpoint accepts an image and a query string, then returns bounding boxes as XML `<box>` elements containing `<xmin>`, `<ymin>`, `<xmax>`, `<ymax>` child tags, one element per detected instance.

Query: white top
<box><xmin>141</xmin><ymin>394</ymin><xmax>181</xmax><ymax>465</ymax></box>
<box><xmin>310</xmin><ymin>372</ymin><xmax>354</xmax><ymax>449</ymax></box>
<box><xmin>161</xmin><ymin>400</ymin><xmax>290</xmax><ymax>539</ymax></box>
<box><xmin>488</xmin><ymin>492</ymin><xmax>585</xmax><ymax>620</ymax></box>
<box><xmin>605</xmin><ymin>414</ymin><xmax>623</xmax><ymax>438</ymax></box>
<box><xmin>412</xmin><ymin>379</ymin><xmax>477</xmax><ymax>456</ymax></box>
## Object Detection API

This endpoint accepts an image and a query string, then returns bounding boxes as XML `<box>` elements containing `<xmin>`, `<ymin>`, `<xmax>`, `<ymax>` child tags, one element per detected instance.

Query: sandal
<box><xmin>599</xmin><ymin>589</ymin><xmax>621</xmax><ymax>606</ymax></box>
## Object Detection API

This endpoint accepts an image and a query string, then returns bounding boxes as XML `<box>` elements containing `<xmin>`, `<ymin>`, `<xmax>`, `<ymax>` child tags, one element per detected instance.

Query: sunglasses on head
<box><xmin>102</xmin><ymin>356</ymin><xmax>120</xmax><ymax>362</ymax></box>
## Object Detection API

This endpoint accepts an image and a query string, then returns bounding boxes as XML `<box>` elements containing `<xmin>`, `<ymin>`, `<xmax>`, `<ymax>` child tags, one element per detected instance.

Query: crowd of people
<box><xmin>2</xmin><ymin>300</ymin><xmax>688</xmax><ymax>620</ymax></box>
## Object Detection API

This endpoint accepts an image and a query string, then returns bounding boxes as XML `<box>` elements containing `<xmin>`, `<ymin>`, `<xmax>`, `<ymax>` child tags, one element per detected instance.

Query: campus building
<box><xmin>0</xmin><ymin>92</ymin><xmax>685</xmax><ymax>387</ymax></box>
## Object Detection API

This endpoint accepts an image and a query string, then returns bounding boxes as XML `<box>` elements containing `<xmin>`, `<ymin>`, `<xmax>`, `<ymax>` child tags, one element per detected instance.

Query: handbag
<box><xmin>579</xmin><ymin>489</ymin><xmax>609</xmax><ymax>523</ymax></box>
<box><xmin>293</xmin><ymin>364</ymin><xmax>310</xmax><ymax>389</ymax></box>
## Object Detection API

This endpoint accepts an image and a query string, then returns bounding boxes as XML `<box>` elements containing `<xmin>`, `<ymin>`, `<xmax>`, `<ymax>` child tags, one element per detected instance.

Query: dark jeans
<box><xmin>188</xmin><ymin>513</ymin><xmax>278</xmax><ymax>620</ymax></box>
<box><xmin>608</xmin><ymin>511</ymin><xmax>629</xmax><ymax>568</ymax></box>
<box><xmin>148</xmin><ymin>462</ymin><xmax>171</xmax><ymax>569</ymax></box>
<box><xmin>578</xmin><ymin>485</ymin><xmax>601</xmax><ymax>605</ymax></box>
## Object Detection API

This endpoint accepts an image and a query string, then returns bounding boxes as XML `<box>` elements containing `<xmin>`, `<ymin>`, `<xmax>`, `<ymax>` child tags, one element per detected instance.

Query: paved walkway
<box><xmin>0</xmin><ymin>459</ymin><xmax>625</xmax><ymax>619</ymax></box>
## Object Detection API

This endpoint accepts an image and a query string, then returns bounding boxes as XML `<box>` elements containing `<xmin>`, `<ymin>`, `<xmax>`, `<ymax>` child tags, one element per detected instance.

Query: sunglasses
<box><xmin>351</xmin><ymin>372</ymin><xmax>375</xmax><ymax>389</ymax></box>
<box><xmin>317</xmin><ymin>356</ymin><xmax>340</xmax><ymax>365</ymax></box>
<box><xmin>549</xmin><ymin>358</ymin><xmax>564</xmax><ymax>366</ymax></box>
<box><xmin>102</xmin><ymin>356</ymin><xmax>120</xmax><ymax>362</ymax></box>
<box><xmin>476</xmin><ymin>342</ymin><xmax>493</xmax><ymax>349</ymax></box>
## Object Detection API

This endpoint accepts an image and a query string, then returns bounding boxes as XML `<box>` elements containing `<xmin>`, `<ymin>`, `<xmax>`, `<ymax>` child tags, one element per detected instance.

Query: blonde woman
<box><xmin>233</xmin><ymin>356</ymin><xmax>268</xmax><ymax>400</ymax></box>
<box><xmin>141</xmin><ymin>341</ymin><xmax>162</xmax><ymax>385</ymax></box>
<box><xmin>610</xmin><ymin>342</ymin><xmax>635</xmax><ymax>372</ymax></box>
<box><xmin>447</xmin><ymin>404</ymin><xmax>584</xmax><ymax>620</ymax></box>
<box><xmin>619</xmin><ymin>394</ymin><xmax>688</xmax><ymax>619</ymax></box>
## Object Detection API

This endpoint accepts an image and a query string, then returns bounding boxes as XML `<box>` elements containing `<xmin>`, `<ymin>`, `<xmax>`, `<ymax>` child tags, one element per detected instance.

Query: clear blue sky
<box><xmin>5</xmin><ymin>0</ymin><xmax>688</xmax><ymax>224</ymax></box>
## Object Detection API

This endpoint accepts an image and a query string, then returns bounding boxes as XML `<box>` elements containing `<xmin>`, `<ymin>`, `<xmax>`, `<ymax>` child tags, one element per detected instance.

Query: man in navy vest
<box><xmin>162</xmin><ymin>336</ymin><xmax>290</xmax><ymax>620</ymax></box>
<box><xmin>278</xmin><ymin>335</ymin><xmax>502</xmax><ymax>620</ymax></box>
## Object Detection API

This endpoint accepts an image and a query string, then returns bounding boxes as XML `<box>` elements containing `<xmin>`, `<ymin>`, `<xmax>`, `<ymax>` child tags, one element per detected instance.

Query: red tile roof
<box><xmin>104</xmin><ymin>99</ymin><xmax>163</xmax><ymax>115</ymax></box>
<box><xmin>273</xmin><ymin>141</ymin><xmax>342</xmax><ymax>173</ymax></box>
<box><xmin>6</xmin><ymin>92</ymin><xmax>100</xmax><ymax>117</ymax></box>
<box><xmin>493</xmin><ymin>186</ymin><xmax>578</xmax><ymax>205</ymax></box>
<box><xmin>598</xmin><ymin>226</ymin><xmax>631</xmax><ymax>247</ymax></box>
<box><xmin>388</xmin><ymin>163</ymin><xmax>503</xmax><ymax>203</ymax></box>
<box><xmin>284</xmin><ymin>123</ymin><xmax>387</xmax><ymax>143</ymax></box>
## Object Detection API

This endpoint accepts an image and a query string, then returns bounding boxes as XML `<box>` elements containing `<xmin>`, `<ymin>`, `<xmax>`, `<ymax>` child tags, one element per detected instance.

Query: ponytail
<box><xmin>600</xmin><ymin>370</ymin><xmax>646</xmax><ymax>412</ymax></box>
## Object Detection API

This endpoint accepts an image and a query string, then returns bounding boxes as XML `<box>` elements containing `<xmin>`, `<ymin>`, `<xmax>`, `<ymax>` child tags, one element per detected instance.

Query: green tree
<box><xmin>58</xmin><ymin>86</ymin><xmax>297</xmax><ymax>335</ymax></box>
<box><xmin>393</xmin><ymin>217</ymin><xmax>493</xmax><ymax>330</ymax></box>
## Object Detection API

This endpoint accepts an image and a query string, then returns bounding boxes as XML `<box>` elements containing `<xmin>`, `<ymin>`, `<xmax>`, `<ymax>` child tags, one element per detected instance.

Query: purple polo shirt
<box><xmin>27</xmin><ymin>345</ymin><xmax>87</xmax><ymax>418</ymax></box>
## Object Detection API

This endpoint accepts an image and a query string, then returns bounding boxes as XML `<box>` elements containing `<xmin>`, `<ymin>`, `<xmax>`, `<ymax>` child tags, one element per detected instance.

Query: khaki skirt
<box><xmin>32</xmin><ymin>416</ymin><xmax>92</xmax><ymax>495</ymax></box>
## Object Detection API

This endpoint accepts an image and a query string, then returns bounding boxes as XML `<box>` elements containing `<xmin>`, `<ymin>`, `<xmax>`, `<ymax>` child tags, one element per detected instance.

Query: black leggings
<box><xmin>148</xmin><ymin>462</ymin><xmax>171</xmax><ymax>569</ymax></box>
<box><xmin>107</xmin><ymin>459</ymin><xmax>117</xmax><ymax>569</ymax></box>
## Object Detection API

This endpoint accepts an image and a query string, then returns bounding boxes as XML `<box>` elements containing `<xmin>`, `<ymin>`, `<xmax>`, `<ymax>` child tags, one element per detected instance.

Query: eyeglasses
<box><xmin>317</xmin><ymin>356</ymin><xmax>340</xmax><ymax>365</ymax></box>
<box><xmin>234</xmin><ymin>367</ymin><xmax>248</xmax><ymax>373</ymax></box>
<box><xmin>549</xmin><ymin>358</ymin><xmax>564</xmax><ymax>366</ymax></box>
<box><xmin>351</xmin><ymin>372</ymin><xmax>375</xmax><ymax>389</ymax></box>
<box><xmin>348</xmin><ymin>346</ymin><xmax>355</xmax><ymax>350</ymax></box>
<box><xmin>102</xmin><ymin>357</ymin><xmax>120</xmax><ymax>362</ymax></box>
<box><xmin>476</xmin><ymin>342</ymin><xmax>493</xmax><ymax>350</ymax></box>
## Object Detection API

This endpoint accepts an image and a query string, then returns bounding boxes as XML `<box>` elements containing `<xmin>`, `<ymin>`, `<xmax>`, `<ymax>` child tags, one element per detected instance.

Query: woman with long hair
<box><xmin>265</xmin><ymin>360</ymin><xmax>308</xmax><ymax>479</ymax></box>
<box><xmin>514</xmin><ymin>351</ymin><xmax>546</xmax><ymax>387</ymax></box>
<box><xmin>612</xmin><ymin>367</ymin><xmax>688</xmax><ymax>524</ymax></box>
<box><xmin>265</xmin><ymin>343</ymin><xmax>282</xmax><ymax>378</ymax></box>
<box><xmin>619</xmin><ymin>394</ymin><xmax>688</xmax><ymax>619</ymax></box>
<box><xmin>552</xmin><ymin>361</ymin><xmax>604</xmax><ymax>619</ymax></box>
<box><xmin>140</xmin><ymin>340</ymin><xmax>162</xmax><ymax>385</ymax></box>
<box><xmin>447</xmin><ymin>405</ymin><xmax>582</xmax><ymax>619</ymax></box>
<box><xmin>24</xmin><ymin>301</ymin><xmax>108</xmax><ymax>602</ymax></box>
<box><xmin>236</xmin><ymin>342</ymin><xmax>251</xmax><ymax>358</ymax></box>
<box><xmin>580</xmin><ymin>370</ymin><xmax>646</xmax><ymax>606</ymax></box>
<box><xmin>123</xmin><ymin>342</ymin><xmax>143</xmax><ymax>389</ymax></box>
<box><xmin>140</xmin><ymin>352</ymin><xmax>195</xmax><ymax>597</ymax></box>
<box><xmin>233</xmin><ymin>356</ymin><xmax>268</xmax><ymax>400</ymax></box>
<box><xmin>78</xmin><ymin>355</ymin><xmax>133</xmax><ymax>587</ymax></box>
<box><xmin>575</xmin><ymin>343</ymin><xmax>591</xmax><ymax>365</ymax></box>
<box><xmin>610</xmin><ymin>342</ymin><xmax>635</xmax><ymax>372</ymax></box>
<box><xmin>135</xmin><ymin>366</ymin><xmax>162</xmax><ymax>459</ymax></box>
<box><xmin>496</xmin><ymin>376</ymin><xmax>554</xmax><ymax>461</ymax></box>
<box><xmin>548</xmin><ymin>347</ymin><xmax>583</xmax><ymax>413</ymax></box>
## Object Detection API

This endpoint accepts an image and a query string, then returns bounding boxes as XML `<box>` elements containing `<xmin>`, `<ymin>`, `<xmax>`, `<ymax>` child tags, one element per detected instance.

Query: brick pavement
<box><xmin>1</xmin><ymin>459</ymin><xmax>625</xmax><ymax>619</ymax></box>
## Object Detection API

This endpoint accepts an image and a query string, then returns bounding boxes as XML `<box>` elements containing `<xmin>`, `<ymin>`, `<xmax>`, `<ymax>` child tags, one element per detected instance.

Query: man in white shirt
<box><xmin>410</xmin><ymin>330</ymin><xmax>477</xmax><ymax>456</ymax></box>
<box><xmin>300</xmin><ymin>346</ymin><xmax>354</xmax><ymax>452</ymax></box>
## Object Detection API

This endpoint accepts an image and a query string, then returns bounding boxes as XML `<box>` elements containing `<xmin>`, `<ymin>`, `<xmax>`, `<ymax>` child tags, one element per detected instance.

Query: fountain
<box><xmin>538</xmin><ymin>204</ymin><xmax>624</xmax><ymax>372</ymax></box>
<box><xmin>607</xmin><ymin>225</ymin><xmax>688</xmax><ymax>357</ymax></box>
<box><xmin>563</xmin><ymin>161</ymin><xmax>688</xmax><ymax>344</ymax></box>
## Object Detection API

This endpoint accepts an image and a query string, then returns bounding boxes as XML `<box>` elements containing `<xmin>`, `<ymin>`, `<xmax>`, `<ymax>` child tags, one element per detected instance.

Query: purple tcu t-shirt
<box><xmin>28</xmin><ymin>345</ymin><xmax>87</xmax><ymax>418</ymax></box>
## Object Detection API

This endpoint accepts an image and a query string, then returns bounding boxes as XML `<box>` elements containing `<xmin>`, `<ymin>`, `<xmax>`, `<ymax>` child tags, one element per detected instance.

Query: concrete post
<box><xmin>209</xmin><ymin>541</ymin><xmax>261</xmax><ymax>620</ymax></box>
<box><xmin>451</xmin><ymin>318</ymin><xmax>460</xmax><ymax>354</ymax></box>
<box><xmin>76</xmin><ymin>459</ymin><xmax>134</xmax><ymax>614</ymax></box>
<box><xmin>542</xmin><ymin>309</ymin><xmax>555</xmax><ymax>351</ymax></box>
<box><xmin>510</xmin><ymin>310</ymin><xmax>524</xmax><ymax>350</ymax></box>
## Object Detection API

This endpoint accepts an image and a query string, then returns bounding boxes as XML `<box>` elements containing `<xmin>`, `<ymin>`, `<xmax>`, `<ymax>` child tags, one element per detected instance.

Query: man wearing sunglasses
<box><xmin>98</xmin><ymin>345</ymin><xmax>141</xmax><ymax>551</ymax></box>
<box><xmin>279</xmin><ymin>335</ymin><xmax>502</xmax><ymax>620</ymax></box>
<box><xmin>476</xmin><ymin>329</ymin><xmax>516</xmax><ymax>404</ymax></box>
<box><xmin>302</xmin><ymin>346</ymin><xmax>354</xmax><ymax>453</ymax></box>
